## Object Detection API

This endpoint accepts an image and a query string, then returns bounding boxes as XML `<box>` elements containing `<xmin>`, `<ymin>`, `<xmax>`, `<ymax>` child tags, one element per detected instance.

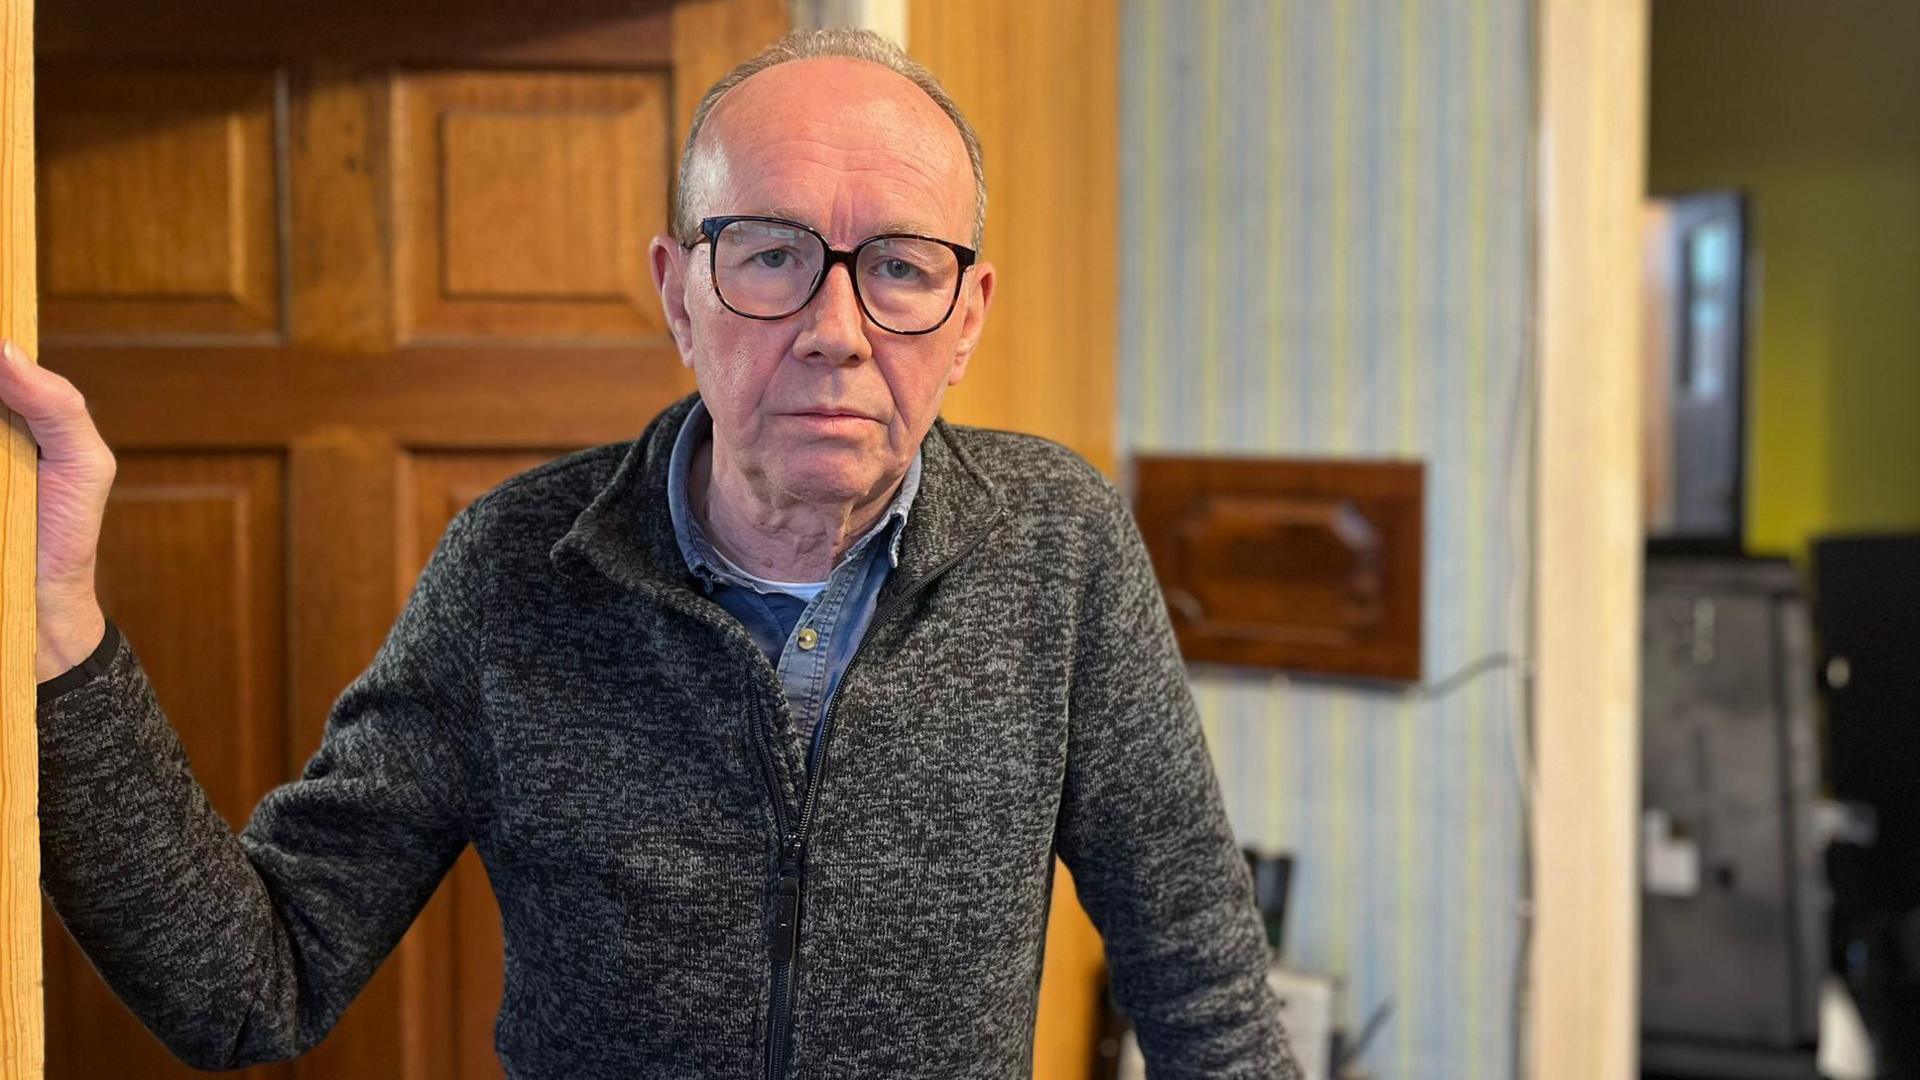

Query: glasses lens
<box><xmin>712</xmin><ymin>219</ymin><xmax>824</xmax><ymax>317</ymax></box>
<box><xmin>856</xmin><ymin>237</ymin><xmax>961</xmax><ymax>333</ymax></box>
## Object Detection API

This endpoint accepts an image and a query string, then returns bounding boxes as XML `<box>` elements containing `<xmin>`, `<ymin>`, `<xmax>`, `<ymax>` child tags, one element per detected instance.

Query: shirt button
<box><xmin>796</xmin><ymin>627</ymin><xmax>819</xmax><ymax>651</ymax></box>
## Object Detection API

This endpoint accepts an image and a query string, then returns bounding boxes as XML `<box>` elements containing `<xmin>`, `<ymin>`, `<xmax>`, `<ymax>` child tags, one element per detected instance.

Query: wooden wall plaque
<box><xmin>1132</xmin><ymin>456</ymin><xmax>1425</xmax><ymax>682</ymax></box>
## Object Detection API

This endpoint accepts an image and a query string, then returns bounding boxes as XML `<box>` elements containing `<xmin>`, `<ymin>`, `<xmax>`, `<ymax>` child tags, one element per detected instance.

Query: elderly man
<box><xmin>6</xmin><ymin>28</ymin><xmax>1294</xmax><ymax>1080</ymax></box>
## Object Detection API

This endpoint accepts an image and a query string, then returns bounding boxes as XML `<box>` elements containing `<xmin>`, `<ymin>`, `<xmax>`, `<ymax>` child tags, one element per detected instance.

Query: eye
<box><xmin>878</xmin><ymin>258</ymin><xmax>921</xmax><ymax>281</ymax></box>
<box><xmin>754</xmin><ymin>249</ymin><xmax>792</xmax><ymax>270</ymax></box>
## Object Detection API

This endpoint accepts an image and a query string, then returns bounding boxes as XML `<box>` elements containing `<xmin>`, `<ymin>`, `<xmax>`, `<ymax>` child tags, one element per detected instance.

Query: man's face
<box><xmin>650</xmin><ymin>57</ymin><xmax>995</xmax><ymax>508</ymax></box>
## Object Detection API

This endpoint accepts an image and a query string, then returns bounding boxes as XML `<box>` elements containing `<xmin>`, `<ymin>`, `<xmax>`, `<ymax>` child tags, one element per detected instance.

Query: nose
<box><xmin>791</xmin><ymin>262</ymin><xmax>872</xmax><ymax>367</ymax></box>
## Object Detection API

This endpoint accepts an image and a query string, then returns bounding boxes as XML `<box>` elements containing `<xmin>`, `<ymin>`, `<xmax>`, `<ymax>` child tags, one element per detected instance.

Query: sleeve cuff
<box><xmin>37</xmin><ymin>618</ymin><xmax>123</xmax><ymax>706</ymax></box>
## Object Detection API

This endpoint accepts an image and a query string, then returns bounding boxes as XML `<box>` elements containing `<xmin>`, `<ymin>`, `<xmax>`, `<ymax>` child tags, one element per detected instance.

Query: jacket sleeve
<box><xmin>37</xmin><ymin>505</ymin><xmax>488</xmax><ymax>1070</ymax></box>
<box><xmin>1053</xmin><ymin>480</ymin><xmax>1299</xmax><ymax>1079</ymax></box>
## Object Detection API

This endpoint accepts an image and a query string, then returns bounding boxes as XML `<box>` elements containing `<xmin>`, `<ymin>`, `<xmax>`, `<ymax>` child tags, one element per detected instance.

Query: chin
<box><xmin>772</xmin><ymin>458</ymin><xmax>887</xmax><ymax>504</ymax></box>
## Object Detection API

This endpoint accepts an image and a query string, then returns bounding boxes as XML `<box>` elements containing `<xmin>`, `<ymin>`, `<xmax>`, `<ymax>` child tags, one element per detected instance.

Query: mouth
<box><xmin>787</xmin><ymin>409</ymin><xmax>878</xmax><ymax>422</ymax></box>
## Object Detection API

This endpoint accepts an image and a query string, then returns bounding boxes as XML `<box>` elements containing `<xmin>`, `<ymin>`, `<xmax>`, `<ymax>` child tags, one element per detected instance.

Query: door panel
<box><xmin>37</xmin><ymin>67</ymin><xmax>283</xmax><ymax>338</ymax></box>
<box><xmin>393</xmin><ymin>71</ymin><xmax>672</xmax><ymax>341</ymax></box>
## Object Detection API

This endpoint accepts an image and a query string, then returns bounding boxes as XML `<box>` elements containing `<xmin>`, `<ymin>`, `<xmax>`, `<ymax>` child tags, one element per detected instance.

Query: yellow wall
<box><xmin>1650</xmin><ymin>0</ymin><xmax>1920</xmax><ymax>557</ymax></box>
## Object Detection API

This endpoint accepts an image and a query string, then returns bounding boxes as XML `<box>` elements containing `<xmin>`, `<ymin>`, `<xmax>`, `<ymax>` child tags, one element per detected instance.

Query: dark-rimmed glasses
<box><xmin>682</xmin><ymin>215</ymin><xmax>977</xmax><ymax>336</ymax></box>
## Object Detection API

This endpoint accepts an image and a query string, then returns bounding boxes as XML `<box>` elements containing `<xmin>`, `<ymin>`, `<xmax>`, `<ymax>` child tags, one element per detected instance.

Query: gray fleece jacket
<box><xmin>37</xmin><ymin>392</ymin><xmax>1296</xmax><ymax>1079</ymax></box>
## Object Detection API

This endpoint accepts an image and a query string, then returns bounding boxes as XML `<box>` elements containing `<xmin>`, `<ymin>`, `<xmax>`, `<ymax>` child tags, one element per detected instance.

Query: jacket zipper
<box><xmin>757</xmin><ymin>505</ymin><xmax>1007</xmax><ymax>1080</ymax></box>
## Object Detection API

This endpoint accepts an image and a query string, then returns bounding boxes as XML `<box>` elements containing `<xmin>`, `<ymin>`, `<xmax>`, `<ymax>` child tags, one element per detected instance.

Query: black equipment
<box><xmin>1815</xmin><ymin>533</ymin><xmax>1920</xmax><ymax>1079</ymax></box>
<box><xmin>1640</xmin><ymin>557</ymin><xmax>1824</xmax><ymax>1079</ymax></box>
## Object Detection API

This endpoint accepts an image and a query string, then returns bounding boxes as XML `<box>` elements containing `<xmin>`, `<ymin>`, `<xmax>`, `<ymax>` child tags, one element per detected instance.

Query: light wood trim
<box><xmin>669</xmin><ymin>0</ymin><xmax>789</xmax><ymax>153</ymax></box>
<box><xmin>1531</xmin><ymin>1</ymin><xmax>1646</xmax><ymax>1077</ymax></box>
<box><xmin>1</xmin><ymin>0</ymin><xmax>45</xmax><ymax>1072</ymax></box>
<box><xmin>908</xmin><ymin>0</ymin><xmax>1118</xmax><ymax>475</ymax></box>
<box><xmin>1032</xmin><ymin>863</ymin><xmax>1105</xmax><ymax>1080</ymax></box>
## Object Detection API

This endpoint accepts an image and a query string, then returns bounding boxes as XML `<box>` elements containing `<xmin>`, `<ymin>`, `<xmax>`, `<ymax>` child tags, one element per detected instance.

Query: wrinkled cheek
<box><xmin>695</xmin><ymin>334</ymin><xmax>788</xmax><ymax>423</ymax></box>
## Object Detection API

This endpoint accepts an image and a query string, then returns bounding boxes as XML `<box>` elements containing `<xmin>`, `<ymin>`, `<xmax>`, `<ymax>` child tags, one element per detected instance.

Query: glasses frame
<box><xmin>682</xmin><ymin>214</ymin><xmax>978</xmax><ymax>336</ymax></box>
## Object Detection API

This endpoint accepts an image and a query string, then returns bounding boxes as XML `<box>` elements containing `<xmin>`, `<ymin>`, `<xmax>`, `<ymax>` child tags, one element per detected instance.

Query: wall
<box><xmin>1649</xmin><ymin>0</ymin><xmax>1920</xmax><ymax>557</ymax></box>
<box><xmin>1119</xmin><ymin>2</ymin><xmax>1532</xmax><ymax>1077</ymax></box>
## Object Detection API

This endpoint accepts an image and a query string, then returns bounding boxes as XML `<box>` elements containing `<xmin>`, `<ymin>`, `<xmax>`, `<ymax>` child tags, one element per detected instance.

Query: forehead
<box><xmin>694</xmin><ymin>57</ymin><xmax>974</xmax><ymax>241</ymax></box>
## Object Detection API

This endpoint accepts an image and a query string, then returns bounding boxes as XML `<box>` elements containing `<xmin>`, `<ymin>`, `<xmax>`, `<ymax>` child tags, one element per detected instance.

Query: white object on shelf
<box><xmin>1642</xmin><ymin>807</ymin><xmax>1703</xmax><ymax>898</ymax></box>
<box><xmin>1818</xmin><ymin>975</ymin><xmax>1875</xmax><ymax>1080</ymax></box>
<box><xmin>1268</xmin><ymin>965</ymin><xmax>1337</xmax><ymax>1080</ymax></box>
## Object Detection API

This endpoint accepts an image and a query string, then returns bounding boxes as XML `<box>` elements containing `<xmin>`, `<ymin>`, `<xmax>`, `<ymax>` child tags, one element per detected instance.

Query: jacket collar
<box><xmin>666</xmin><ymin>396</ymin><xmax>923</xmax><ymax>594</ymax></box>
<box><xmin>550</xmin><ymin>392</ymin><xmax>1004</xmax><ymax>607</ymax></box>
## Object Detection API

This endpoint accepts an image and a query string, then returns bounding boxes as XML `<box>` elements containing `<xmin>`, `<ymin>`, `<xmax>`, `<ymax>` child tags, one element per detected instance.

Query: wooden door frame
<box><xmin>2</xmin><ymin>0</ymin><xmax>45</xmax><ymax>1074</ymax></box>
<box><xmin>1530</xmin><ymin>0</ymin><xmax>1647</xmax><ymax>1077</ymax></box>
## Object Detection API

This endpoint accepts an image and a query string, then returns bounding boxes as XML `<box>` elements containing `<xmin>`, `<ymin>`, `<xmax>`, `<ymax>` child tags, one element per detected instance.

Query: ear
<box><xmin>650</xmin><ymin>235</ymin><xmax>697</xmax><ymax>367</ymax></box>
<box><xmin>945</xmin><ymin>260</ymin><xmax>996</xmax><ymax>387</ymax></box>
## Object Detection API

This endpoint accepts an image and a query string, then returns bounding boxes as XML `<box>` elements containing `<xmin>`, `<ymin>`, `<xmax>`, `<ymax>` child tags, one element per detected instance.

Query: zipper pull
<box><xmin>773</xmin><ymin>838</ymin><xmax>805</xmax><ymax>963</ymax></box>
<box><xmin>773</xmin><ymin>872</ymin><xmax>801</xmax><ymax>963</ymax></box>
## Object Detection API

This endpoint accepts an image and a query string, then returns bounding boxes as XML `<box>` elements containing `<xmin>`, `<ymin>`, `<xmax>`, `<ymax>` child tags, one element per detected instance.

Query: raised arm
<box><xmin>1053</xmin><ymin>479</ymin><xmax>1298</xmax><ymax>1079</ymax></box>
<box><xmin>36</xmin><ymin>503</ymin><xmax>487</xmax><ymax>1068</ymax></box>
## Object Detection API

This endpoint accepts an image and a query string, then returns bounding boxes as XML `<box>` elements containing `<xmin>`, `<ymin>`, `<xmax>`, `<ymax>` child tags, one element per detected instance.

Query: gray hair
<box><xmin>671</xmin><ymin>28</ymin><xmax>987</xmax><ymax>250</ymax></box>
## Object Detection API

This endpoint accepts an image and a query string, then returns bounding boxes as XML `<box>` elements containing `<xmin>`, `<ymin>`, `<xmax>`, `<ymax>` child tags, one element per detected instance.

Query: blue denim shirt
<box><xmin>665</xmin><ymin>398</ymin><xmax>921</xmax><ymax>784</ymax></box>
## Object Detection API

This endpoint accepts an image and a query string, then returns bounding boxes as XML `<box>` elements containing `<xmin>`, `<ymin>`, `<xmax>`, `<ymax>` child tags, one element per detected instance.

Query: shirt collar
<box><xmin>665</xmin><ymin>397</ymin><xmax>922</xmax><ymax>592</ymax></box>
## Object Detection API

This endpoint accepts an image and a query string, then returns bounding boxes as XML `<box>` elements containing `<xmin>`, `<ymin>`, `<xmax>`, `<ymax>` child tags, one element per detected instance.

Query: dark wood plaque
<box><xmin>1132</xmin><ymin>456</ymin><xmax>1425</xmax><ymax>682</ymax></box>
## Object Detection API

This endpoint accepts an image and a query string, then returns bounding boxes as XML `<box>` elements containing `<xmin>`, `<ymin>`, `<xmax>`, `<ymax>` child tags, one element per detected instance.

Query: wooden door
<box><xmin>33</xmin><ymin>2</ymin><xmax>785</xmax><ymax>1077</ymax></box>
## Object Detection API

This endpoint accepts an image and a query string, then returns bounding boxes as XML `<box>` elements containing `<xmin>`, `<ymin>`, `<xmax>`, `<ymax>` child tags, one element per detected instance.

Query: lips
<box><xmin>787</xmin><ymin>409</ymin><xmax>877</xmax><ymax>421</ymax></box>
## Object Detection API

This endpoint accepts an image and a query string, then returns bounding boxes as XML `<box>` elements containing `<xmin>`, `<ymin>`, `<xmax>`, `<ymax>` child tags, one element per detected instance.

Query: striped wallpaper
<box><xmin>1118</xmin><ymin>2</ymin><xmax>1532</xmax><ymax>1078</ymax></box>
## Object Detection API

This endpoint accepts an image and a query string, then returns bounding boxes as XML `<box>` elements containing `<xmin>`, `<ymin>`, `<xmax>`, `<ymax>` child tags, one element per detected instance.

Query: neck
<box><xmin>692</xmin><ymin>436</ymin><xmax>900</xmax><ymax>582</ymax></box>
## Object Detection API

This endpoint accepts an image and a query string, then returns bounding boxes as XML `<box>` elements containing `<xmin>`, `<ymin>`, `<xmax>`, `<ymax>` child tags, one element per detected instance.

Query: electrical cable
<box><xmin>1332</xmin><ymin>999</ymin><xmax>1397</xmax><ymax>1074</ymax></box>
<box><xmin>1398</xmin><ymin>652</ymin><xmax>1519</xmax><ymax>703</ymax></box>
<box><xmin>1509</xmin><ymin>0</ymin><xmax>1543</xmax><ymax>1070</ymax></box>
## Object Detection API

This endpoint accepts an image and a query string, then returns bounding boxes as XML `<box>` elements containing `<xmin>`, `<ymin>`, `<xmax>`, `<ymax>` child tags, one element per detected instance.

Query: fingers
<box><xmin>0</xmin><ymin>339</ymin><xmax>115</xmax><ymax>473</ymax></box>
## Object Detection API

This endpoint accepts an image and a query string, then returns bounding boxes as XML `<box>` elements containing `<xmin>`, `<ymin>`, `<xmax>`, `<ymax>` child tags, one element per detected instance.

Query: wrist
<box><xmin>36</xmin><ymin>595</ymin><xmax>107</xmax><ymax>683</ymax></box>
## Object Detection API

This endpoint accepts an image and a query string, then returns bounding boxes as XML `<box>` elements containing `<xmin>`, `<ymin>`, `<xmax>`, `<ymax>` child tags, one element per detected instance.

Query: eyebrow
<box><xmin>758</xmin><ymin>206</ymin><xmax>938</xmax><ymax>240</ymax></box>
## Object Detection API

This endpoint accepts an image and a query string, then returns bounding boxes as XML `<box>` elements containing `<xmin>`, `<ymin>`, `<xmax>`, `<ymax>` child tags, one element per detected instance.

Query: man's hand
<box><xmin>0</xmin><ymin>339</ymin><xmax>114</xmax><ymax>681</ymax></box>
